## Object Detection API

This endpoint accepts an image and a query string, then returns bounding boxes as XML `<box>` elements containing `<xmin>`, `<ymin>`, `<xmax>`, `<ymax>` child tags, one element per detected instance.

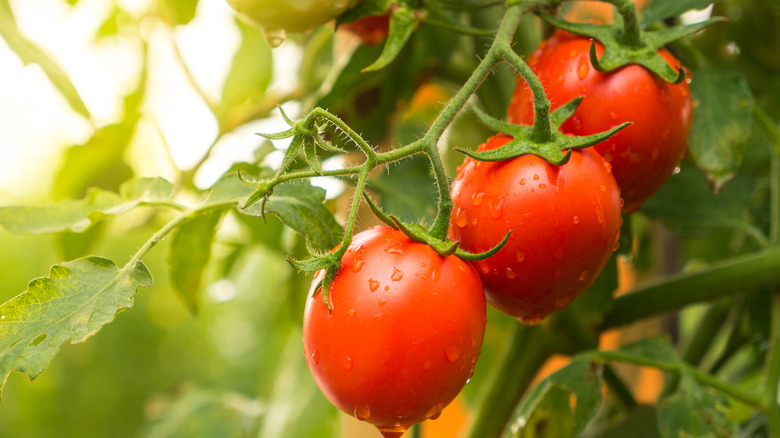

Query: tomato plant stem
<box><xmin>602</xmin><ymin>247</ymin><xmax>780</xmax><ymax>329</ymax></box>
<box><xmin>606</xmin><ymin>0</ymin><xmax>643</xmax><ymax>48</ymax></box>
<box><xmin>602</xmin><ymin>364</ymin><xmax>638</xmax><ymax>410</ymax></box>
<box><xmin>463</xmin><ymin>324</ymin><xmax>554</xmax><ymax>438</ymax></box>
<box><xmin>764</xmin><ymin>291</ymin><xmax>780</xmax><ymax>437</ymax></box>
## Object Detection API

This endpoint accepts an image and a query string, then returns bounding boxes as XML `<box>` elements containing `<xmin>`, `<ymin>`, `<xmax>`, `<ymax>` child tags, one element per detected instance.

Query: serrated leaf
<box><xmin>362</xmin><ymin>4</ymin><xmax>420</xmax><ymax>72</ymax></box>
<box><xmin>0</xmin><ymin>257</ymin><xmax>152</xmax><ymax>398</ymax></box>
<box><xmin>168</xmin><ymin>210</ymin><xmax>223</xmax><ymax>313</ymax></box>
<box><xmin>0</xmin><ymin>177</ymin><xmax>173</xmax><ymax>235</ymax></box>
<box><xmin>657</xmin><ymin>369</ymin><xmax>738</xmax><ymax>437</ymax></box>
<box><xmin>0</xmin><ymin>0</ymin><xmax>91</xmax><ymax>120</ymax></box>
<box><xmin>510</xmin><ymin>357</ymin><xmax>603</xmax><ymax>437</ymax></box>
<box><xmin>217</xmin><ymin>19</ymin><xmax>273</xmax><ymax>131</ymax></box>
<box><xmin>241</xmin><ymin>181</ymin><xmax>343</xmax><ymax>252</ymax></box>
<box><xmin>641</xmin><ymin>0</ymin><xmax>719</xmax><ymax>28</ymax></box>
<box><xmin>689</xmin><ymin>68</ymin><xmax>755</xmax><ymax>191</ymax></box>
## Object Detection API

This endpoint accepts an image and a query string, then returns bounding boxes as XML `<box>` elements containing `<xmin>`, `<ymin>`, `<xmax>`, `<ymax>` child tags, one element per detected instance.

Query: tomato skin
<box><xmin>226</xmin><ymin>0</ymin><xmax>358</xmax><ymax>35</ymax></box>
<box><xmin>507</xmin><ymin>31</ymin><xmax>693</xmax><ymax>213</ymax></box>
<box><xmin>303</xmin><ymin>226</ymin><xmax>486</xmax><ymax>433</ymax></box>
<box><xmin>449</xmin><ymin>135</ymin><xmax>621</xmax><ymax>323</ymax></box>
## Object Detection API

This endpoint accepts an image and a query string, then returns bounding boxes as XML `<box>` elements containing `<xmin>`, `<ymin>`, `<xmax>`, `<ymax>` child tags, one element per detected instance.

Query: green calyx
<box><xmin>363</xmin><ymin>193</ymin><xmax>510</xmax><ymax>260</ymax></box>
<box><xmin>456</xmin><ymin>98</ymin><xmax>630</xmax><ymax>165</ymax></box>
<box><xmin>538</xmin><ymin>8</ymin><xmax>724</xmax><ymax>83</ymax></box>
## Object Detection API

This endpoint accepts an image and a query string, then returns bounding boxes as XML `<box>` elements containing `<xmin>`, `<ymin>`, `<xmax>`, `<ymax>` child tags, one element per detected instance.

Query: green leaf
<box><xmin>689</xmin><ymin>68</ymin><xmax>755</xmax><ymax>191</ymax></box>
<box><xmin>157</xmin><ymin>0</ymin><xmax>199</xmax><ymax>26</ymax></box>
<box><xmin>0</xmin><ymin>0</ymin><xmax>91</xmax><ymax>121</ymax></box>
<box><xmin>217</xmin><ymin>19</ymin><xmax>273</xmax><ymax>131</ymax></box>
<box><xmin>369</xmin><ymin>157</ymin><xmax>437</xmax><ymax>223</ymax></box>
<box><xmin>0</xmin><ymin>257</ymin><xmax>153</xmax><ymax>398</ymax></box>
<box><xmin>0</xmin><ymin>178</ymin><xmax>174</xmax><ymax>235</ymax></box>
<box><xmin>657</xmin><ymin>369</ymin><xmax>738</xmax><ymax>437</ymax></box>
<box><xmin>640</xmin><ymin>160</ymin><xmax>759</xmax><ymax>240</ymax></box>
<box><xmin>362</xmin><ymin>3</ymin><xmax>421</xmax><ymax>72</ymax></box>
<box><xmin>241</xmin><ymin>181</ymin><xmax>343</xmax><ymax>252</ymax></box>
<box><xmin>510</xmin><ymin>357</ymin><xmax>603</xmax><ymax>437</ymax></box>
<box><xmin>616</xmin><ymin>337</ymin><xmax>681</xmax><ymax>364</ymax></box>
<box><xmin>641</xmin><ymin>0</ymin><xmax>719</xmax><ymax>28</ymax></box>
<box><xmin>168</xmin><ymin>210</ymin><xmax>223</xmax><ymax>313</ymax></box>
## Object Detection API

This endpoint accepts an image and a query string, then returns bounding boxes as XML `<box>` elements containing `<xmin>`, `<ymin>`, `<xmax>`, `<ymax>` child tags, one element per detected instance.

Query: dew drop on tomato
<box><xmin>573</xmin><ymin>215</ymin><xmax>580</xmax><ymax>225</ymax></box>
<box><xmin>311</xmin><ymin>350</ymin><xmax>320</xmax><ymax>365</ymax></box>
<box><xmin>578</xmin><ymin>270</ymin><xmax>589</xmax><ymax>281</ymax></box>
<box><xmin>445</xmin><ymin>346</ymin><xmax>461</xmax><ymax>363</ymax></box>
<box><xmin>505</xmin><ymin>267</ymin><xmax>517</xmax><ymax>279</ymax></box>
<box><xmin>577</xmin><ymin>56</ymin><xmax>589</xmax><ymax>79</ymax></box>
<box><xmin>426</xmin><ymin>402</ymin><xmax>444</xmax><ymax>420</ymax></box>
<box><xmin>454</xmin><ymin>208</ymin><xmax>468</xmax><ymax>228</ymax></box>
<box><xmin>516</xmin><ymin>250</ymin><xmax>526</xmax><ymax>263</ymax></box>
<box><xmin>354</xmin><ymin>405</ymin><xmax>371</xmax><ymax>421</ymax></box>
<box><xmin>377</xmin><ymin>425</ymin><xmax>408</xmax><ymax>438</ymax></box>
<box><xmin>343</xmin><ymin>357</ymin><xmax>353</xmax><ymax>370</ymax></box>
<box><xmin>391</xmin><ymin>268</ymin><xmax>404</xmax><ymax>281</ymax></box>
<box><xmin>555</xmin><ymin>296</ymin><xmax>573</xmax><ymax>309</ymax></box>
<box><xmin>368</xmin><ymin>279</ymin><xmax>380</xmax><ymax>292</ymax></box>
<box><xmin>518</xmin><ymin>316</ymin><xmax>543</xmax><ymax>326</ymax></box>
<box><xmin>472</xmin><ymin>191</ymin><xmax>485</xmax><ymax>206</ymax></box>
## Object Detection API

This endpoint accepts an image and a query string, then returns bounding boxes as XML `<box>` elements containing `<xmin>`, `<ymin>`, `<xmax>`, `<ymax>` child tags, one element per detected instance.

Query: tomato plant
<box><xmin>507</xmin><ymin>30</ymin><xmax>693</xmax><ymax>213</ymax></box>
<box><xmin>449</xmin><ymin>135</ymin><xmax>622</xmax><ymax>324</ymax></box>
<box><xmin>303</xmin><ymin>226</ymin><xmax>486</xmax><ymax>437</ymax></box>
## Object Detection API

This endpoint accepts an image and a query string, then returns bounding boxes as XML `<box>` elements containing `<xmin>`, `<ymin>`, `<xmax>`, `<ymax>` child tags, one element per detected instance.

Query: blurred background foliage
<box><xmin>1</xmin><ymin>0</ymin><xmax>779</xmax><ymax>437</ymax></box>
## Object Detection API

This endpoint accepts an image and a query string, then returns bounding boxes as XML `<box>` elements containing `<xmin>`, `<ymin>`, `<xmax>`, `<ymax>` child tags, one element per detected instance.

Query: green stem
<box><xmin>764</xmin><ymin>292</ymin><xmax>780</xmax><ymax>437</ymax></box>
<box><xmin>311</xmin><ymin>108</ymin><xmax>378</xmax><ymax>160</ymax></box>
<box><xmin>605</xmin><ymin>0</ymin><xmax>643</xmax><ymax>47</ymax></box>
<box><xmin>124</xmin><ymin>210</ymin><xmax>191</xmax><ymax>269</ymax></box>
<box><xmin>593</xmin><ymin>351</ymin><xmax>765</xmax><ymax>408</ymax></box>
<box><xmin>499</xmin><ymin>47</ymin><xmax>553</xmax><ymax>143</ymax></box>
<box><xmin>601</xmin><ymin>247</ymin><xmax>780</xmax><ymax>329</ymax></box>
<box><xmin>335</xmin><ymin>165</ymin><xmax>372</xmax><ymax>260</ymax></box>
<box><xmin>602</xmin><ymin>365</ymin><xmax>638</xmax><ymax>410</ymax></box>
<box><xmin>463</xmin><ymin>325</ymin><xmax>554</xmax><ymax>438</ymax></box>
<box><xmin>426</xmin><ymin>141</ymin><xmax>455</xmax><ymax>240</ymax></box>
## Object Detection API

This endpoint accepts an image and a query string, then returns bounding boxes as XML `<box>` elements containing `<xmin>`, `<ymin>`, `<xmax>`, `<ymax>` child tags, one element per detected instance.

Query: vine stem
<box><xmin>603</xmin><ymin>0</ymin><xmax>643</xmax><ymax>47</ymax></box>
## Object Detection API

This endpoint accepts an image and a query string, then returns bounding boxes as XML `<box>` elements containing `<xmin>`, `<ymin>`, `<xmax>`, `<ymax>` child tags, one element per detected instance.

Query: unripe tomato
<box><xmin>449</xmin><ymin>135</ymin><xmax>621</xmax><ymax>324</ymax></box>
<box><xmin>303</xmin><ymin>226</ymin><xmax>486</xmax><ymax>437</ymax></box>
<box><xmin>507</xmin><ymin>31</ymin><xmax>693</xmax><ymax>213</ymax></box>
<box><xmin>226</xmin><ymin>0</ymin><xmax>358</xmax><ymax>37</ymax></box>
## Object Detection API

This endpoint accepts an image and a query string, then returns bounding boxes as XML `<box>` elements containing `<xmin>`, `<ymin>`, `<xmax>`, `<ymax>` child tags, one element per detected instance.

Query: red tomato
<box><xmin>340</xmin><ymin>14</ymin><xmax>390</xmax><ymax>46</ymax></box>
<box><xmin>507</xmin><ymin>31</ymin><xmax>693</xmax><ymax>213</ymax></box>
<box><xmin>303</xmin><ymin>226</ymin><xmax>486</xmax><ymax>437</ymax></box>
<box><xmin>449</xmin><ymin>135</ymin><xmax>621</xmax><ymax>324</ymax></box>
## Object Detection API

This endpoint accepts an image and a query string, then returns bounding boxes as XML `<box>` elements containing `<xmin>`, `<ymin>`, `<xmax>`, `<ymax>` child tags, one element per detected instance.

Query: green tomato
<box><xmin>226</xmin><ymin>0</ymin><xmax>357</xmax><ymax>37</ymax></box>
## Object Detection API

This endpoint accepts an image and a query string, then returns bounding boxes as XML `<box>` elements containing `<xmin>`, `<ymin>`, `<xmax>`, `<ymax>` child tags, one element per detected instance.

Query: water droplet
<box><xmin>488</xmin><ymin>198</ymin><xmax>504</xmax><ymax>220</ymax></box>
<box><xmin>352</xmin><ymin>245</ymin><xmax>367</xmax><ymax>272</ymax></box>
<box><xmin>353</xmin><ymin>259</ymin><xmax>365</xmax><ymax>272</ymax></box>
<box><xmin>391</xmin><ymin>268</ymin><xmax>404</xmax><ymax>281</ymax></box>
<box><xmin>599</xmin><ymin>185</ymin><xmax>606</xmax><ymax>192</ymax></box>
<box><xmin>432</xmin><ymin>270</ymin><xmax>441</xmax><ymax>282</ymax></box>
<box><xmin>518</xmin><ymin>316</ymin><xmax>542</xmax><ymax>326</ymax></box>
<box><xmin>476</xmin><ymin>262</ymin><xmax>490</xmax><ymax>274</ymax></box>
<box><xmin>378</xmin><ymin>298</ymin><xmax>387</xmax><ymax>307</ymax></box>
<box><xmin>455</xmin><ymin>208</ymin><xmax>468</xmax><ymax>228</ymax></box>
<box><xmin>472</xmin><ymin>192</ymin><xmax>485</xmax><ymax>206</ymax></box>
<box><xmin>384</xmin><ymin>285</ymin><xmax>390</xmax><ymax>291</ymax></box>
<box><xmin>378</xmin><ymin>426</ymin><xmax>408</xmax><ymax>438</ymax></box>
<box><xmin>348</xmin><ymin>308</ymin><xmax>356</xmax><ymax>317</ymax></box>
<box><xmin>577</xmin><ymin>56</ymin><xmax>589</xmax><ymax>79</ymax></box>
<box><xmin>516</xmin><ymin>250</ymin><xmax>526</xmax><ymax>263</ymax></box>
<box><xmin>505</xmin><ymin>268</ymin><xmax>517</xmax><ymax>279</ymax></box>
<box><xmin>445</xmin><ymin>346</ymin><xmax>461</xmax><ymax>363</ymax></box>
<box><xmin>533</xmin><ymin>174</ymin><xmax>540</xmax><ymax>180</ymax></box>
<box><xmin>420</xmin><ymin>262</ymin><xmax>427</xmax><ymax>267</ymax></box>
<box><xmin>578</xmin><ymin>270</ymin><xmax>589</xmax><ymax>281</ymax></box>
<box><xmin>573</xmin><ymin>216</ymin><xmax>580</xmax><ymax>225</ymax></box>
<box><xmin>343</xmin><ymin>357</ymin><xmax>353</xmax><ymax>370</ymax></box>
<box><xmin>311</xmin><ymin>350</ymin><xmax>320</xmax><ymax>365</ymax></box>
<box><xmin>519</xmin><ymin>178</ymin><xmax>526</xmax><ymax>185</ymax></box>
<box><xmin>555</xmin><ymin>296</ymin><xmax>573</xmax><ymax>308</ymax></box>
<box><xmin>471</xmin><ymin>216</ymin><xmax>478</xmax><ymax>225</ymax></box>
<box><xmin>354</xmin><ymin>405</ymin><xmax>371</xmax><ymax>421</ymax></box>
<box><xmin>369</xmin><ymin>279</ymin><xmax>380</xmax><ymax>292</ymax></box>
<box><xmin>263</xmin><ymin>29</ymin><xmax>286</xmax><ymax>48</ymax></box>
<box><xmin>603</xmin><ymin>161</ymin><xmax>612</xmax><ymax>173</ymax></box>
<box><xmin>596</xmin><ymin>207</ymin><xmax>605</xmax><ymax>224</ymax></box>
<box><xmin>537</xmin><ymin>183</ymin><xmax>546</xmax><ymax>190</ymax></box>
<box><xmin>420</xmin><ymin>273</ymin><xmax>427</xmax><ymax>280</ymax></box>
<box><xmin>384</xmin><ymin>243</ymin><xmax>404</xmax><ymax>254</ymax></box>
<box><xmin>673</xmin><ymin>166</ymin><xmax>681</xmax><ymax>175</ymax></box>
<box><xmin>530</xmin><ymin>161</ymin><xmax>536</xmax><ymax>166</ymax></box>
<box><xmin>426</xmin><ymin>402</ymin><xmax>444</xmax><ymax>420</ymax></box>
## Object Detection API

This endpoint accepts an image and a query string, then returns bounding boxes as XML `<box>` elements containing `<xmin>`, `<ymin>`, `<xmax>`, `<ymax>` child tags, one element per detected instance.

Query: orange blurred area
<box><xmin>564</xmin><ymin>0</ymin><xmax>649</xmax><ymax>23</ymax></box>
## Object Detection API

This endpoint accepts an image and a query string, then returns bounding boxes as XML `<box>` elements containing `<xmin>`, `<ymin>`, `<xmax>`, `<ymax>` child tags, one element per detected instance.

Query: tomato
<box><xmin>449</xmin><ymin>135</ymin><xmax>621</xmax><ymax>324</ymax></box>
<box><xmin>340</xmin><ymin>14</ymin><xmax>391</xmax><ymax>46</ymax></box>
<box><xmin>226</xmin><ymin>0</ymin><xmax>358</xmax><ymax>36</ymax></box>
<box><xmin>303</xmin><ymin>226</ymin><xmax>486</xmax><ymax>437</ymax></box>
<box><xmin>507</xmin><ymin>31</ymin><xmax>693</xmax><ymax>213</ymax></box>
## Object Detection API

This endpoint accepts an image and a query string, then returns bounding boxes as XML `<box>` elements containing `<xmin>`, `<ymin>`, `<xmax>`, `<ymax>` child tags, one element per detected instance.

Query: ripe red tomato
<box><xmin>449</xmin><ymin>135</ymin><xmax>621</xmax><ymax>324</ymax></box>
<box><xmin>507</xmin><ymin>31</ymin><xmax>693</xmax><ymax>213</ymax></box>
<box><xmin>303</xmin><ymin>226</ymin><xmax>486</xmax><ymax>437</ymax></box>
<box><xmin>340</xmin><ymin>14</ymin><xmax>390</xmax><ymax>46</ymax></box>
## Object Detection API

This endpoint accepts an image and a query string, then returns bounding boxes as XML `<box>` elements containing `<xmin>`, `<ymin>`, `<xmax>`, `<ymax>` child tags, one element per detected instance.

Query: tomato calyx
<box><xmin>537</xmin><ymin>6</ymin><xmax>723</xmax><ymax>83</ymax></box>
<box><xmin>457</xmin><ymin>98</ymin><xmax>630</xmax><ymax>165</ymax></box>
<box><xmin>363</xmin><ymin>193</ymin><xmax>511</xmax><ymax>261</ymax></box>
